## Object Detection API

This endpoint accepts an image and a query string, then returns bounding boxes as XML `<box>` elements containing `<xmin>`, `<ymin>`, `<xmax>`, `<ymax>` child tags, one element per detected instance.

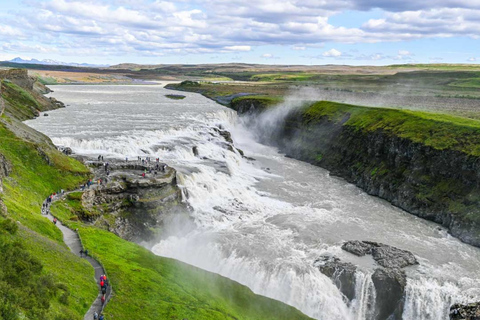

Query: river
<box><xmin>25</xmin><ymin>84</ymin><xmax>480</xmax><ymax>320</ymax></box>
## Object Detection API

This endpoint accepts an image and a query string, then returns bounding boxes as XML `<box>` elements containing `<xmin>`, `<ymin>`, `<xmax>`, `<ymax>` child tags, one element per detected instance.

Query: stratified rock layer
<box><xmin>81</xmin><ymin>161</ymin><xmax>185</xmax><ymax>242</ymax></box>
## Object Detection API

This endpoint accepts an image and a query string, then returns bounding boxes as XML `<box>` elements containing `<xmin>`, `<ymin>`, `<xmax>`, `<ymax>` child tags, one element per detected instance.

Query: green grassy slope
<box><xmin>51</xmin><ymin>195</ymin><xmax>313</xmax><ymax>320</ymax></box>
<box><xmin>0</xmin><ymin>80</ymin><xmax>97</xmax><ymax>319</ymax></box>
<box><xmin>303</xmin><ymin>100</ymin><xmax>480</xmax><ymax>156</ymax></box>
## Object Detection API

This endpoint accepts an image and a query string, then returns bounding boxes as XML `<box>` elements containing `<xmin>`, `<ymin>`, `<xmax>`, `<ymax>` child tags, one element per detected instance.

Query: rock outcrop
<box><xmin>316</xmin><ymin>241</ymin><xmax>417</xmax><ymax>320</ymax></box>
<box><xmin>80</xmin><ymin>161</ymin><xmax>184</xmax><ymax>242</ymax></box>
<box><xmin>342</xmin><ymin>240</ymin><xmax>418</xmax><ymax>269</ymax></box>
<box><xmin>450</xmin><ymin>302</ymin><xmax>480</xmax><ymax>320</ymax></box>
<box><xmin>371</xmin><ymin>268</ymin><xmax>406</xmax><ymax>320</ymax></box>
<box><xmin>314</xmin><ymin>256</ymin><xmax>357</xmax><ymax>301</ymax></box>
<box><xmin>0</xmin><ymin>153</ymin><xmax>11</xmax><ymax>194</ymax></box>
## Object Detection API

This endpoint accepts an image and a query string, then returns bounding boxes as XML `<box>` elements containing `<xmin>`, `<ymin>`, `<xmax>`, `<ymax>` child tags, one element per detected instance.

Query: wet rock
<box><xmin>370</xmin><ymin>243</ymin><xmax>418</xmax><ymax>269</ymax></box>
<box><xmin>44</xmin><ymin>113</ymin><xmax>49</xmax><ymax>116</ymax></box>
<box><xmin>372</xmin><ymin>268</ymin><xmax>406</xmax><ymax>320</ymax></box>
<box><xmin>450</xmin><ymin>302</ymin><xmax>480</xmax><ymax>319</ymax></box>
<box><xmin>342</xmin><ymin>240</ymin><xmax>418</xmax><ymax>268</ymax></box>
<box><xmin>192</xmin><ymin>146</ymin><xmax>199</xmax><ymax>157</ymax></box>
<box><xmin>315</xmin><ymin>256</ymin><xmax>357</xmax><ymax>301</ymax></box>
<box><xmin>48</xmin><ymin>97</ymin><xmax>65</xmax><ymax>108</ymax></box>
<box><xmin>59</xmin><ymin>147</ymin><xmax>73</xmax><ymax>155</ymax></box>
<box><xmin>342</xmin><ymin>240</ymin><xmax>373</xmax><ymax>256</ymax></box>
<box><xmin>213</xmin><ymin>127</ymin><xmax>233</xmax><ymax>143</ymax></box>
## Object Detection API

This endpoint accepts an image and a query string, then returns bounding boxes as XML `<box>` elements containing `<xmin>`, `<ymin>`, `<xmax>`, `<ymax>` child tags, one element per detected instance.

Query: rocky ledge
<box><xmin>315</xmin><ymin>240</ymin><xmax>418</xmax><ymax>320</ymax></box>
<box><xmin>450</xmin><ymin>302</ymin><xmax>480</xmax><ymax>320</ymax></box>
<box><xmin>342</xmin><ymin>240</ymin><xmax>418</xmax><ymax>269</ymax></box>
<box><xmin>76</xmin><ymin>160</ymin><xmax>185</xmax><ymax>242</ymax></box>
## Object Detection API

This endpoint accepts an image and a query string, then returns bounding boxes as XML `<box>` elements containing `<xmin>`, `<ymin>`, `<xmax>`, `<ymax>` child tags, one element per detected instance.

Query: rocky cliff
<box><xmin>72</xmin><ymin>161</ymin><xmax>185</xmax><ymax>242</ymax></box>
<box><xmin>1</xmin><ymin>68</ymin><xmax>62</xmax><ymax>121</ymax></box>
<box><xmin>239</xmin><ymin>99</ymin><xmax>480</xmax><ymax>248</ymax></box>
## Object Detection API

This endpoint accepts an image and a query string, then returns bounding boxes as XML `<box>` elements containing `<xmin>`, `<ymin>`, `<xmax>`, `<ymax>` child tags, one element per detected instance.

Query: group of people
<box><xmin>140</xmin><ymin>158</ymin><xmax>168</xmax><ymax>178</ymax></box>
<box><xmin>92</xmin><ymin>274</ymin><xmax>109</xmax><ymax>319</ymax></box>
<box><xmin>42</xmin><ymin>191</ymin><xmax>63</xmax><ymax>215</ymax></box>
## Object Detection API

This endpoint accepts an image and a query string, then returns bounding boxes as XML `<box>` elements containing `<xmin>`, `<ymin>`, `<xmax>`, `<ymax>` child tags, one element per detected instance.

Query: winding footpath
<box><xmin>43</xmin><ymin>194</ymin><xmax>112</xmax><ymax>320</ymax></box>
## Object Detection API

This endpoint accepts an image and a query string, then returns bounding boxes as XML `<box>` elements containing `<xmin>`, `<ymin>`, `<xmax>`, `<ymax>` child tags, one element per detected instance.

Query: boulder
<box><xmin>315</xmin><ymin>256</ymin><xmax>357</xmax><ymax>301</ymax></box>
<box><xmin>370</xmin><ymin>243</ymin><xmax>418</xmax><ymax>269</ymax></box>
<box><xmin>192</xmin><ymin>146</ymin><xmax>199</xmax><ymax>157</ymax></box>
<box><xmin>372</xmin><ymin>268</ymin><xmax>406</xmax><ymax>320</ymax></box>
<box><xmin>61</xmin><ymin>147</ymin><xmax>73</xmax><ymax>155</ymax></box>
<box><xmin>342</xmin><ymin>240</ymin><xmax>373</xmax><ymax>256</ymax></box>
<box><xmin>213</xmin><ymin>127</ymin><xmax>234</xmax><ymax>143</ymax></box>
<box><xmin>450</xmin><ymin>302</ymin><xmax>480</xmax><ymax>320</ymax></box>
<box><xmin>342</xmin><ymin>240</ymin><xmax>418</xmax><ymax>268</ymax></box>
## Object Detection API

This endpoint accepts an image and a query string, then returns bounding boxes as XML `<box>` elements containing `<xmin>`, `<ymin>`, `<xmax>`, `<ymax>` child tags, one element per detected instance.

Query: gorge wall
<box><xmin>237</xmin><ymin>99</ymin><xmax>480</xmax><ymax>248</ymax></box>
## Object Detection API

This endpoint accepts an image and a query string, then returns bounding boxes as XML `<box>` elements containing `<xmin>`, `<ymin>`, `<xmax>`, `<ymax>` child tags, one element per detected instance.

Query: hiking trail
<box><xmin>43</xmin><ymin>192</ymin><xmax>112</xmax><ymax>320</ymax></box>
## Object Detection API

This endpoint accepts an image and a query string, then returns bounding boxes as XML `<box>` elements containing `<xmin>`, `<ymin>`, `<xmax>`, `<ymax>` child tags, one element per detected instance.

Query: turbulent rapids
<box><xmin>26</xmin><ymin>85</ymin><xmax>480</xmax><ymax>320</ymax></box>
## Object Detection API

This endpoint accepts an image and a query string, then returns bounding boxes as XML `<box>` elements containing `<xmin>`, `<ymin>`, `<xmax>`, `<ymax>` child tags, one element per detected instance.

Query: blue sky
<box><xmin>0</xmin><ymin>0</ymin><xmax>479</xmax><ymax>66</ymax></box>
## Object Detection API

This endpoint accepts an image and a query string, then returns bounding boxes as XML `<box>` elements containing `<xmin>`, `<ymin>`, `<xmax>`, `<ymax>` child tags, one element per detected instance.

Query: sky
<box><xmin>0</xmin><ymin>0</ymin><xmax>479</xmax><ymax>66</ymax></box>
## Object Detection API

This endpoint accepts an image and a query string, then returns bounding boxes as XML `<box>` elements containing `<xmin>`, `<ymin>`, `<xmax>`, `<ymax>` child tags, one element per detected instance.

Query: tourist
<box><xmin>99</xmin><ymin>314</ymin><xmax>104</xmax><ymax>320</ymax></box>
<box><xmin>80</xmin><ymin>249</ymin><xmax>84</xmax><ymax>257</ymax></box>
<box><xmin>84</xmin><ymin>249</ymin><xmax>89</xmax><ymax>256</ymax></box>
<box><xmin>94</xmin><ymin>311</ymin><xmax>98</xmax><ymax>320</ymax></box>
<box><xmin>53</xmin><ymin>217</ymin><xmax>57</xmax><ymax>225</ymax></box>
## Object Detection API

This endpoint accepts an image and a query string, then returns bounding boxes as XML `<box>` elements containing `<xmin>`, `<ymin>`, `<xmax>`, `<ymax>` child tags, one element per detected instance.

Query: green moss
<box><xmin>231</xmin><ymin>95</ymin><xmax>283</xmax><ymax>109</ymax></box>
<box><xmin>302</xmin><ymin>101</ymin><xmax>480</xmax><ymax>156</ymax></box>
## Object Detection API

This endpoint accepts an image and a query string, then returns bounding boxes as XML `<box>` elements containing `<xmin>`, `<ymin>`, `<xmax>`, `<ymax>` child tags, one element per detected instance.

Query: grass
<box><xmin>231</xmin><ymin>95</ymin><xmax>283</xmax><ymax>109</ymax></box>
<box><xmin>50</xmin><ymin>197</ymin><xmax>312</xmax><ymax>320</ymax></box>
<box><xmin>302</xmin><ymin>100</ymin><xmax>480</xmax><ymax>156</ymax></box>
<box><xmin>0</xmin><ymin>77</ymin><xmax>97</xmax><ymax>319</ymax></box>
<box><xmin>0</xmin><ymin>122</ymin><xmax>90</xmax><ymax>241</ymax></box>
<box><xmin>250</xmin><ymin>73</ymin><xmax>317</xmax><ymax>82</ymax></box>
<box><xmin>2</xmin><ymin>81</ymin><xmax>42</xmax><ymax>120</ymax></box>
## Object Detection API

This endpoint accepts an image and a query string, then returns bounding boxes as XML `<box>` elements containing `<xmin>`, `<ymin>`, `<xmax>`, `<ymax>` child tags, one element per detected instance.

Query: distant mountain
<box><xmin>7</xmin><ymin>57</ymin><xmax>109</xmax><ymax>68</ymax></box>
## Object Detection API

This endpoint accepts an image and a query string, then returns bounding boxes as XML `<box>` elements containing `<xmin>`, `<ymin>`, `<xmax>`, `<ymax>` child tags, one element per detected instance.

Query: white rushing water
<box><xmin>26</xmin><ymin>85</ymin><xmax>480</xmax><ymax>320</ymax></box>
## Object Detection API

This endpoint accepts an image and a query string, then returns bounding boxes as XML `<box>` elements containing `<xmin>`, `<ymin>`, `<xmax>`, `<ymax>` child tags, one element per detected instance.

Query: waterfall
<box><xmin>26</xmin><ymin>84</ymin><xmax>480</xmax><ymax>320</ymax></box>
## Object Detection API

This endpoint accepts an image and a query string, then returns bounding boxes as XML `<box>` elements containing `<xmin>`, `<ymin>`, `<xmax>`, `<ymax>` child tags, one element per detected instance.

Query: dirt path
<box><xmin>42</xmin><ymin>195</ymin><xmax>112</xmax><ymax>320</ymax></box>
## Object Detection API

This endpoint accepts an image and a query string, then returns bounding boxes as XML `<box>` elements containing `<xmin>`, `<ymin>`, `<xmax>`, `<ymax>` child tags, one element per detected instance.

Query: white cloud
<box><xmin>2</xmin><ymin>0</ymin><xmax>480</xmax><ymax>61</ymax></box>
<box><xmin>261</xmin><ymin>53</ymin><xmax>274</xmax><ymax>58</ymax></box>
<box><xmin>223</xmin><ymin>46</ymin><xmax>251</xmax><ymax>52</ymax></box>
<box><xmin>322</xmin><ymin>48</ymin><xmax>342</xmax><ymax>57</ymax></box>
<box><xmin>0</xmin><ymin>25</ymin><xmax>23</xmax><ymax>37</ymax></box>
<box><xmin>468</xmin><ymin>57</ymin><xmax>477</xmax><ymax>61</ymax></box>
<box><xmin>398</xmin><ymin>50</ymin><xmax>412</xmax><ymax>56</ymax></box>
